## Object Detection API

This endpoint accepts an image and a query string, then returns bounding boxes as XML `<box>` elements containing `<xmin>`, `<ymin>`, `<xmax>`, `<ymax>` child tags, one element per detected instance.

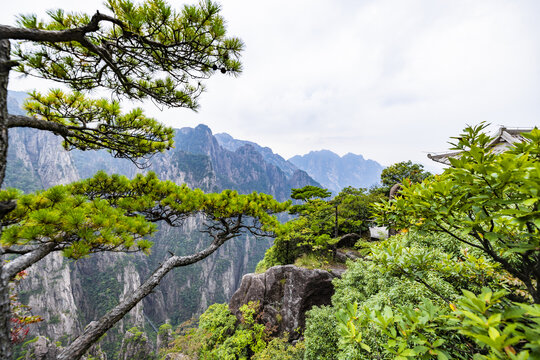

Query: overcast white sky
<box><xmin>2</xmin><ymin>0</ymin><xmax>539</xmax><ymax>172</ymax></box>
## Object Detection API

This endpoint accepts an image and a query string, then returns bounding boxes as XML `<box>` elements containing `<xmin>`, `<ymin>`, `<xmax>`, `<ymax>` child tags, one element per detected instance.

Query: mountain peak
<box><xmin>194</xmin><ymin>124</ymin><xmax>212</xmax><ymax>134</ymax></box>
<box><xmin>343</xmin><ymin>152</ymin><xmax>365</xmax><ymax>161</ymax></box>
<box><xmin>215</xmin><ymin>132</ymin><xmax>300</xmax><ymax>178</ymax></box>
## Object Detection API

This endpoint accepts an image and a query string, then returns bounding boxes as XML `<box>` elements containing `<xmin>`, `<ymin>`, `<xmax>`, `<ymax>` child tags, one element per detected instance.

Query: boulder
<box><xmin>335</xmin><ymin>249</ymin><xmax>361</xmax><ymax>263</ymax></box>
<box><xmin>229</xmin><ymin>265</ymin><xmax>335</xmax><ymax>340</ymax></box>
<box><xmin>334</xmin><ymin>233</ymin><xmax>361</xmax><ymax>248</ymax></box>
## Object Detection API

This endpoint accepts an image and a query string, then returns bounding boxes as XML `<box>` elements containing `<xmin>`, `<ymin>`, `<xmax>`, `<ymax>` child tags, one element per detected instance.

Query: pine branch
<box><xmin>0</xmin><ymin>12</ymin><xmax>123</xmax><ymax>41</ymax></box>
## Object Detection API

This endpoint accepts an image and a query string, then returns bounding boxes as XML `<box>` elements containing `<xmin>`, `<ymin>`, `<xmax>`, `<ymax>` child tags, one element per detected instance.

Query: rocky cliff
<box><xmin>215</xmin><ymin>132</ymin><xmax>299</xmax><ymax>177</ymax></box>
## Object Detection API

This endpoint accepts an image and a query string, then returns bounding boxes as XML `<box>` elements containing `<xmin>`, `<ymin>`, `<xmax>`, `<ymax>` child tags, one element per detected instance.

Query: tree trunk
<box><xmin>0</xmin><ymin>38</ymin><xmax>13</xmax><ymax>360</ymax></box>
<box><xmin>0</xmin><ymin>39</ymin><xmax>9</xmax><ymax>188</ymax></box>
<box><xmin>334</xmin><ymin>205</ymin><xmax>338</xmax><ymax>238</ymax></box>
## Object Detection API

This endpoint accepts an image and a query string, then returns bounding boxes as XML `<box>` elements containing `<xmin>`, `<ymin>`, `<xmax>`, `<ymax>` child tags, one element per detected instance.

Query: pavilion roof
<box><xmin>427</xmin><ymin>126</ymin><xmax>534</xmax><ymax>165</ymax></box>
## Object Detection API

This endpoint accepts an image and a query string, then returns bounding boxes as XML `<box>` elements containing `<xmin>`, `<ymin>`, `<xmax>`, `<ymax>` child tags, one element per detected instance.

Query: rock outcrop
<box><xmin>229</xmin><ymin>265</ymin><xmax>335</xmax><ymax>340</ymax></box>
<box><xmin>17</xmin><ymin>253</ymin><xmax>81</xmax><ymax>344</ymax></box>
<box><xmin>118</xmin><ymin>327</ymin><xmax>155</xmax><ymax>360</ymax></box>
<box><xmin>335</xmin><ymin>233</ymin><xmax>361</xmax><ymax>248</ymax></box>
<box><xmin>21</xmin><ymin>336</ymin><xmax>59</xmax><ymax>360</ymax></box>
<box><xmin>156</xmin><ymin>323</ymin><xmax>173</xmax><ymax>352</ymax></box>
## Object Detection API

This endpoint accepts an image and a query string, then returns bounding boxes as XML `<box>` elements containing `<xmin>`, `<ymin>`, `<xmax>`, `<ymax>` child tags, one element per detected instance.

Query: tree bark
<box><xmin>0</xmin><ymin>38</ymin><xmax>13</xmax><ymax>359</ymax></box>
<box><xmin>8</xmin><ymin>114</ymin><xmax>86</xmax><ymax>138</ymax></box>
<box><xmin>0</xmin><ymin>12</ymin><xmax>122</xmax><ymax>42</ymax></box>
<box><xmin>57</xmin><ymin>236</ymin><xmax>227</xmax><ymax>360</ymax></box>
<box><xmin>0</xmin><ymin>39</ymin><xmax>9</xmax><ymax>189</ymax></box>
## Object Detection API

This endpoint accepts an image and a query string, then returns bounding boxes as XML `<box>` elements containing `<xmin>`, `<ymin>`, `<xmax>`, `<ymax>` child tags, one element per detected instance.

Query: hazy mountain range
<box><xmin>289</xmin><ymin>150</ymin><xmax>383</xmax><ymax>194</ymax></box>
<box><xmin>215</xmin><ymin>134</ymin><xmax>384</xmax><ymax>194</ymax></box>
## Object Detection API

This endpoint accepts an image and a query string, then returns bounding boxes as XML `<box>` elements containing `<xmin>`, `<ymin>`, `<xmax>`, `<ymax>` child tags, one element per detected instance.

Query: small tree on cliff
<box><xmin>376</xmin><ymin>160</ymin><xmax>432</xmax><ymax>196</ymax></box>
<box><xmin>0</xmin><ymin>1</ymin><xmax>288</xmax><ymax>359</ymax></box>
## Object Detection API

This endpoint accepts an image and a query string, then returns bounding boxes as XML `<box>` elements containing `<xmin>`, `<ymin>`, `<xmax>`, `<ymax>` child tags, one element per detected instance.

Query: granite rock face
<box><xmin>229</xmin><ymin>265</ymin><xmax>335</xmax><ymax>339</ymax></box>
<box><xmin>22</xmin><ymin>336</ymin><xmax>59</xmax><ymax>360</ymax></box>
<box><xmin>156</xmin><ymin>323</ymin><xmax>174</xmax><ymax>353</ymax></box>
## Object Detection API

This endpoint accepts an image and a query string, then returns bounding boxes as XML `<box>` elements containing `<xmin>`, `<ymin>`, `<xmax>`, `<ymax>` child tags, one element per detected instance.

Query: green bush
<box><xmin>164</xmin><ymin>301</ymin><xmax>278</xmax><ymax>360</ymax></box>
<box><xmin>303</xmin><ymin>306</ymin><xmax>339</xmax><ymax>360</ymax></box>
<box><xmin>252</xmin><ymin>336</ymin><xmax>304</xmax><ymax>360</ymax></box>
<box><xmin>198</xmin><ymin>303</ymin><xmax>237</xmax><ymax>350</ymax></box>
<box><xmin>329</xmin><ymin>125</ymin><xmax>540</xmax><ymax>359</ymax></box>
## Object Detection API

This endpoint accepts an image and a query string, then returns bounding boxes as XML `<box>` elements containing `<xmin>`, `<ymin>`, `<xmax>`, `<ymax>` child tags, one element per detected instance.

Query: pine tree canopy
<box><xmin>8</xmin><ymin>0</ymin><xmax>242</xmax><ymax>106</ymax></box>
<box><xmin>1</xmin><ymin>0</ymin><xmax>243</xmax><ymax>165</ymax></box>
<box><xmin>1</xmin><ymin>171</ymin><xmax>289</xmax><ymax>262</ymax></box>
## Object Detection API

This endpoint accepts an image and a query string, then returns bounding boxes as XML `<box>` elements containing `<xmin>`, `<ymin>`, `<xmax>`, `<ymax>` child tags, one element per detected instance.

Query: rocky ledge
<box><xmin>229</xmin><ymin>265</ymin><xmax>335</xmax><ymax>340</ymax></box>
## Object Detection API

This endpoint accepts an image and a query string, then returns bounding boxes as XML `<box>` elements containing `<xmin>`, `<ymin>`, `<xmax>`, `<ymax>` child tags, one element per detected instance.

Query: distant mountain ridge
<box><xmin>215</xmin><ymin>132</ymin><xmax>298</xmax><ymax>177</ymax></box>
<box><xmin>8</xmin><ymin>90</ymin><xmax>384</xmax><ymax>196</ymax></box>
<box><xmin>215</xmin><ymin>133</ymin><xmax>384</xmax><ymax>194</ymax></box>
<box><xmin>289</xmin><ymin>149</ymin><xmax>383</xmax><ymax>194</ymax></box>
<box><xmin>172</xmin><ymin>125</ymin><xmax>320</xmax><ymax>199</ymax></box>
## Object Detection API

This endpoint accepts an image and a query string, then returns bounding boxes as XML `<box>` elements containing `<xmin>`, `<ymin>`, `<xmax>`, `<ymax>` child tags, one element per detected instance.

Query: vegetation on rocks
<box><xmin>161</xmin><ymin>302</ymin><xmax>304</xmax><ymax>360</ymax></box>
<box><xmin>256</xmin><ymin>184</ymin><xmax>381</xmax><ymax>272</ymax></box>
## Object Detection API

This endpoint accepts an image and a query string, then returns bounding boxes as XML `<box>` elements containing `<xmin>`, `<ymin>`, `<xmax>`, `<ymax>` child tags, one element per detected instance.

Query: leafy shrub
<box><xmin>303</xmin><ymin>306</ymin><xmax>339</xmax><ymax>360</ymax></box>
<box><xmin>327</xmin><ymin>125</ymin><xmax>540</xmax><ymax>359</ymax></box>
<box><xmin>252</xmin><ymin>336</ymin><xmax>305</xmax><ymax>360</ymax></box>
<box><xmin>164</xmin><ymin>301</ymin><xmax>300</xmax><ymax>360</ymax></box>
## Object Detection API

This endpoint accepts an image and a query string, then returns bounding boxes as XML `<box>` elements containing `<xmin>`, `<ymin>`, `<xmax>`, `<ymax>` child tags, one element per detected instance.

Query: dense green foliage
<box><xmin>290</xmin><ymin>185</ymin><xmax>331</xmax><ymax>201</ymax></box>
<box><xmin>163</xmin><ymin>302</ymin><xmax>304</xmax><ymax>360</ymax></box>
<box><xmin>301</xmin><ymin>125</ymin><xmax>540</xmax><ymax>359</ymax></box>
<box><xmin>374</xmin><ymin>124</ymin><xmax>540</xmax><ymax>303</ymax></box>
<box><xmin>1</xmin><ymin>171</ymin><xmax>288</xmax><ymax>259</ymax></box>
<box><xmin>303</xmin><ymin>306</ymin><xmax>339</xmax><ymax>360</ymax></box>
<box><xmin>331</xmin><ymin>186</ymin><xmax>380</xmax><ymax>236</ymax></box>
<box><xmin>23</xmin><ymin>90</ymin><xmax>175</xmax><ymax>160</ymax></box>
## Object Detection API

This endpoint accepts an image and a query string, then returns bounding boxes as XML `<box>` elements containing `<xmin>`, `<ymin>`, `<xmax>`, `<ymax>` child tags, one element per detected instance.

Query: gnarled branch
<box><xmin>0</xmin><ymin>12</ymin><xmax>122</xmax><ymax>41</ymax></box>
<box><xmin>57</xmin><ymin>235</ymin><xmax>227</xmax><ymax>360</ymax></box>
<box><xmin>2</xmin><ymin>243</ymin><xmax>57</xmax><ymax>281</ymax></box>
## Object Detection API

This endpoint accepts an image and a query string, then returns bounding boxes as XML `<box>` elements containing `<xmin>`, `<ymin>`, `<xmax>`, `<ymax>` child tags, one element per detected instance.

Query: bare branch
<box><xmin>2</xmin><ymin>243</ymin><xmax>57</xmax><ymax>281</ymax></box>
<box><xmin>0</xmin><ymin>12</ymin><xmax>122</xmax><ymax>41</ymax></box>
